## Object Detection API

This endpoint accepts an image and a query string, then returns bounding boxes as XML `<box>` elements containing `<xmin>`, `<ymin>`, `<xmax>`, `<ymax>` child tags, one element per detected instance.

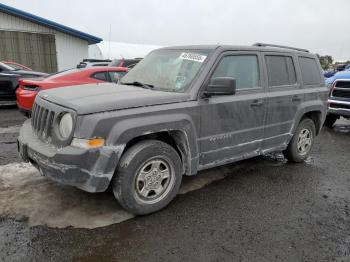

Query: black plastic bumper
<box><xmin>18</xmin><ymin>120</ymin><xmax>121</xmax><ymax>193</ymax></box>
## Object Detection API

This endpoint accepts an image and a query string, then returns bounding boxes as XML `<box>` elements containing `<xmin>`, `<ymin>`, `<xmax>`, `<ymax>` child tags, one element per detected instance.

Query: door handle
<box><xmin>250</xmin><ymin>100</ymin><xmax>263</xmax><ymax>107</ymax></box>
<box><xmin>292</xmin><ymin>95</ymin><xmax>302</xmax><ymax>102</ymax></box>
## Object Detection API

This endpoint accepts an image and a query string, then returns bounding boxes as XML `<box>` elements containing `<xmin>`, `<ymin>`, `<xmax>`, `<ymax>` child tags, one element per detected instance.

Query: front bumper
<box><xmin>328</xmin><ymin>99</ymin><xmax>350</xmax><ymax>117</ymax></box>
<box><xmin>18</xmin><ymin>120</ymin><xmax>122</xmax><ymax>193</ymax></box>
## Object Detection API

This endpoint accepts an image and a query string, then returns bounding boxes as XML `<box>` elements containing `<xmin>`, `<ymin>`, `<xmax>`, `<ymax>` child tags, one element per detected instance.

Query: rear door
<box><xmin>298</xmin><ymin>56</ymin><xmax>328</xmax><ymax>113</ymax></box>
<box><xmin>262</xmin><ymin>53</ymin><xmax>302</xmax><ymax>150</ymax></box>
<box><xmin>198</xmin><ymin>51</ymin><xmax>267</xmax><ymax>169</ymax></box>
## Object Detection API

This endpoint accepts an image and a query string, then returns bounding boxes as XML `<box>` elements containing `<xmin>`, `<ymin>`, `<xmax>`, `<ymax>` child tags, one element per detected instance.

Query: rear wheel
<box><xmin>113</xmin><ymin>140</ymin><xmax>183</xmax><ymax>215</ymax></box>
<box><xmin>283</xmin><ymin>118</ymin><xmax>316</xmax><ymax>162</ymax></box>
<box><xmin>324</xmin><ymin>114</ymin><xmax>338</xmax><ymax>128</ymax></box>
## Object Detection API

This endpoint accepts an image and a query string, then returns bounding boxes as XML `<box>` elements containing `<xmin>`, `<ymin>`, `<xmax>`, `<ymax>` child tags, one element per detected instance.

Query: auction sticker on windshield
<box><xmin>179</xmin><ymin>53</ymin><xmax>207</xmax><ymax>63</ymax></box>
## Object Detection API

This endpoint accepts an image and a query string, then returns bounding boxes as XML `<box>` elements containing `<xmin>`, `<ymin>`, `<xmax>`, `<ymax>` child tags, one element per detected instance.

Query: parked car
<box><xmin>324</xmin><ymin>63</ymin><xmax>350</xmax><ymax>79</ymax></box>
<box><xmin>18</xmin><ymin>43</ymin><xmax>327</xmax><ymax>215</ymax></box>
<box><xmin>324</xmin><ymin>70</ymin><xmax>350</xmax><ymax>127</ymax></box>
<box><xmin>76</xmin><ymin>59</ymin><xmax>112</xmax><ymax>68</ymax></box>
<box><xmin>2</xmin><ymin>61</ymin><xmax>32</xmax><ymax>71</ymax></box>
<box><xmin>109</xmin><ymin>58</ymin><xmax>142</xmax><ymax>68</ymax></box>
<box><xmin>77</xmin><ymin>58</ymin><xmax>142</xmax><ymax>69</ymax></box>
<box><xmin>16</xmin><ymin>67</ymin><xmax>129</xmax><ymax>114</ymax></box>
<box><xmin>324</xmin><ymin>70</ymin><xmax>336</xmax><ymax>78</ymax></box>
<box><xmin>0</xmin><ymin>62</ymin><xmax>47</xmax><ymax>106</ymax></box>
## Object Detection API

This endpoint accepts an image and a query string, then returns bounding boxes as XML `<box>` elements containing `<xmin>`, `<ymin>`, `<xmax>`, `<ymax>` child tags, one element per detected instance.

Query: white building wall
<box><xmin>0</xmin><ymin>11</ymin><xmax>89</xmax><ymax>71</ymax></box>
<box><xmin>55</xmin><ymin>33</ymin><xmax>88</xmax><ymax>70</ymax></box>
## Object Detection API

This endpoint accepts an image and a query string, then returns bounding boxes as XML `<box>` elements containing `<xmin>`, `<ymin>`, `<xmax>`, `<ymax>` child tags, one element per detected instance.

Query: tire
<box><xmin>324</xmin><ymin>114</ymin><xmax>338</xmax><ymax>128</ymax></box>
<box><xmin>283</xmin><ymin>118</ymin><xmax>316</xmax><ymax>163</ymax></box>
<box><xmin>113</xmin><ymin>140</ymin><xmax>183</xmax><ymax>215</ymax></box>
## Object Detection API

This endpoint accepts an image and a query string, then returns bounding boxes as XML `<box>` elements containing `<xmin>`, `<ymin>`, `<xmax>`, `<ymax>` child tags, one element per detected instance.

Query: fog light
<box><xmin>71</xmin><ymin>138</ymin><xmax>105</xmax><ymax>149</ymax></box>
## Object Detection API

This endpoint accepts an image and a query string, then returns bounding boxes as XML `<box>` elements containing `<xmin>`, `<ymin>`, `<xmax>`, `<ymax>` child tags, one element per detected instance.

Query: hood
<box><xmin>326</xmin><ymin>70</ymin><xmax>350</xmax><ymax>84</ymax></box>
<box><xmin>38</xmin><ymin>83</ymin><xmax>190</xmax><ymax>114</ymax></box>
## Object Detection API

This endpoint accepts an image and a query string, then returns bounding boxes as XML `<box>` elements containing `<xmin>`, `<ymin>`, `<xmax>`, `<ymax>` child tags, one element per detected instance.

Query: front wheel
<box><xmin>113</xmin><ymin>140</ymin><xmax>183</xmax><ymax>215</ymax></box>
<box><xmin>283</xmin><ymin>118</ymin><xmax>316</xmax><ymax>163</ymax></box>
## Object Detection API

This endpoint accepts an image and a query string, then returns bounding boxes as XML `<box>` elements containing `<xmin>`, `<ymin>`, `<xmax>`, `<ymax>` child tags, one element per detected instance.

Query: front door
<box><xmin>198</xmin><ymin>52</ymin><xmax>266</xmax><ymax>169</ymax></box>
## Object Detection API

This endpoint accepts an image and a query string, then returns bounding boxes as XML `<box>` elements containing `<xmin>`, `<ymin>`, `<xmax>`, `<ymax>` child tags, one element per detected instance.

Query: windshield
<box><xmin>0</xmin><ymin>62</ymin><xmax>15</xmax><ymax>71</ymax></box>
<box><xmin>121</xmin><ymin>49</ymin><xmax>210</xmax><ymax>92</ymax></box>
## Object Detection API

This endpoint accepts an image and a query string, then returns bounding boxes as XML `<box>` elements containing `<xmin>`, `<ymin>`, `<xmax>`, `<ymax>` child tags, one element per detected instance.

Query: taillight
<box><xmin>23</xmin><ymin>85</ymin><xmax>40</xmax><ymax>91</ymax></box>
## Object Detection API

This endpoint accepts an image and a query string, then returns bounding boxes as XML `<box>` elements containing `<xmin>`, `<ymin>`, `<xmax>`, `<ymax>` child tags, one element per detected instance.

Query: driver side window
<box><xmin>212</xmin><ymin>55</ymin><xmax>260</xmax><ymax>90</ymax></box>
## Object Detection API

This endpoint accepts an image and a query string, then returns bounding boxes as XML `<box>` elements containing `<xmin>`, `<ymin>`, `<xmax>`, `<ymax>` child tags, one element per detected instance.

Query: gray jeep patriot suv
<box><xmin>18</xmin><ymin>43</ymin><xmax>328</xmax><ymax>214</ymax></box>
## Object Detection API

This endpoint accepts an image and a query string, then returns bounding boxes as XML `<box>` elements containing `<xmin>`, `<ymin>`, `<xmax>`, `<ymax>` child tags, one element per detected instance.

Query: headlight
<box><xmin>59</xmin><ymin>113</ymin><xmax>73</xmax><ymax>139</ymax></box>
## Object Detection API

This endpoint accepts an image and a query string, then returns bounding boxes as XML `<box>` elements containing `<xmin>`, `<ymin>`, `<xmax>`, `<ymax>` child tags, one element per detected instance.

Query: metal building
<box><xmin>0</xmin><ymin>3</ymin><xmax>102</xmax><ymax>73</ymax></box>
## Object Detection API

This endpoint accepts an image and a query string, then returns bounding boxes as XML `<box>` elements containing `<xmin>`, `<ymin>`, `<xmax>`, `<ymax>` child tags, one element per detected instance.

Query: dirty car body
<box><xmin>18</xmin><ymin>44</ymin><xmax>328</xmax><ymax>214</ymax></box>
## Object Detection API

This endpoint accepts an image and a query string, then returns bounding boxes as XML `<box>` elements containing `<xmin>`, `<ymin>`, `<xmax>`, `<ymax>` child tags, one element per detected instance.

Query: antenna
<box><xmin>108</xmin><ymin>24</ymin><xmax>112</xmax><ymax>59</ymax></box>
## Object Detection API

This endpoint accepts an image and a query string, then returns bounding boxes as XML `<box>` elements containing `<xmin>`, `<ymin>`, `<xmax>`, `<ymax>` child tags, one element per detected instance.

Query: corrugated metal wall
<box><xmin>0</xmin><ymin>30</ymin><xmax>57</xmax><ymax>72</ymax></box>
<box><xmin>0</xmin><ymin>11</ymin><xmax>89</xmax><ymax>72</ymax></box>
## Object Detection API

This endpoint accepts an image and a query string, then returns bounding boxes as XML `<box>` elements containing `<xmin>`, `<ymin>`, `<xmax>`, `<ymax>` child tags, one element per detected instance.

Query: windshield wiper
<box><xmin>121</xmin><ymin>81</ymin><xmax>154</xmax><ymax>89</ymax></box>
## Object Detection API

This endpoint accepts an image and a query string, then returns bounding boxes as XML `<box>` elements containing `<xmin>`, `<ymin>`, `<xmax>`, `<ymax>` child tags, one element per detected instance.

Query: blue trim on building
<box><xmin>0</xmin><ymin>3</ymin><xmax>102</xmax><ymax>44</ymax></box>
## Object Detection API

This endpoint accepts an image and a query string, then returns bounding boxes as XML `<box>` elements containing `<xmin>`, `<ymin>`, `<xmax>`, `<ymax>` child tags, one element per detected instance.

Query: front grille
<box><xmin>331</xmin><ymin>80</ymin><xmax>350</xmax><ymax>99</ymax></box>
<box><xmin>332</xmin><ymin>89</ymin><xmax>350</xmax><ymax>98</ymax></box>
<box><xmin>31</xmin><ymin>103</ymin><xmax>56</xmax><ymax>140</ymax></box>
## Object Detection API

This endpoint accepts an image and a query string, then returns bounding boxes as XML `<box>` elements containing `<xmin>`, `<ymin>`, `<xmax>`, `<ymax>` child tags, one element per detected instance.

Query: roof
<box><xmin>161</xmin><ymin>44</ymin><xmax>315</xmax><ymax>56</ymax></box>
<box><xmin>0</xmin><ymin>3</ymin><xmax>102</xmax><ymax>44</ymax></box>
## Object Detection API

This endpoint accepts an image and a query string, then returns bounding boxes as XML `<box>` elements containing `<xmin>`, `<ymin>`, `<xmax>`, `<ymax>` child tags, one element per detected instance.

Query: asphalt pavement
<box><xmin>0</xmin><ymin>106</ymin><xmax>349</xmax><ymax>262</ymax></box>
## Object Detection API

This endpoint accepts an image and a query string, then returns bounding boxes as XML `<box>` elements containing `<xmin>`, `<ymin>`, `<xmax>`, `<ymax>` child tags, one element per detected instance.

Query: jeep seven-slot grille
<box><xmin>31</xmin><ymin>103</ymin><xmax>55</xmax><ymax>139</ymax></box>
<box><xmin>331</xmin><ymin>81</ymin><xmax>350</xmax><ymax>99</ymax></box>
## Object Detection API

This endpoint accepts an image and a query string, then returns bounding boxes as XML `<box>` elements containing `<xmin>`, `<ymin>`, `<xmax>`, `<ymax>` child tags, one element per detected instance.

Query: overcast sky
<box><xmin>2</xmin><ymin>0</ymin><xmax>349</xmax><ymax>61</ymax></box>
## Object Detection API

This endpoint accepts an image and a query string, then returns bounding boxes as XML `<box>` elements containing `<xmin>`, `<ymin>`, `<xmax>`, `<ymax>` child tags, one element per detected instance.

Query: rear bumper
<box><xmin>18</xmin><ymin>120</ymin><xmax>122</xmax><ymax>193</ymax></box>
<box><xmin>328</xmin><ymin>99</ymin><xmax>350</xmax><ymax>117</ymax></box>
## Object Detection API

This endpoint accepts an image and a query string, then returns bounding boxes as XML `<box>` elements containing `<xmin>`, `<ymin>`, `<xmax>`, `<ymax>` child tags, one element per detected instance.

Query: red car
<box><xmin>16</xmin><ymin>67</ymin><xmax>128</xmax><ymax>114</ymax></box>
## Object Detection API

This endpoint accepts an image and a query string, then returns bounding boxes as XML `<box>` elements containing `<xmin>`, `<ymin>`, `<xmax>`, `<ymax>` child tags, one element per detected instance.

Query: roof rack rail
<box><xmin>253</xmin><ymin>43</ymin><xmax>309</xmax><ymax>53</ymax></box>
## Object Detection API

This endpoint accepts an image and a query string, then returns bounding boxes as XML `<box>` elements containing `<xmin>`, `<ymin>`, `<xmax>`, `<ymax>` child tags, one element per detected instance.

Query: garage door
<box><xmin>0</xmin><ymin>30</ymin><xmax>57</xmax><ymax>73</ymax></box>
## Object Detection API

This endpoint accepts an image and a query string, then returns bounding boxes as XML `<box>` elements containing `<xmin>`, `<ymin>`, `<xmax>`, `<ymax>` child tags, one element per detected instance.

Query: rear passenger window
<box><xmin>92</xmin><ymin>72</ymin><xmax>108</xmax><ymax>81</ymax></box>
<box><xmin>299</xmin><ymin>57</ymin><xmax>321</xmax><ymax>85</ymax></box>
<box><xmin>266</xmin><ymin>55</ymin><xmax>296</xmax><ymax>87</ymax></box>
<box><xmin>212</xmin><ymin>55</ymin><xmax>259</xmax><ymax>90</ymax></box>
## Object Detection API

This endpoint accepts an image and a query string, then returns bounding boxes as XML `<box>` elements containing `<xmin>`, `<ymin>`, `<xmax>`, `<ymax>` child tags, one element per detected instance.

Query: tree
<box><xmin>316</xmin><ymin>54</ymin><xmax>334</xmax><ymax>70</ymax></box>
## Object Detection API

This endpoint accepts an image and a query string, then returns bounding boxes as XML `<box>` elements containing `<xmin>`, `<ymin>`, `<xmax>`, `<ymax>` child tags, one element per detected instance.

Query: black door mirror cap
<box><xmin>203</xmin><ymin>77</ymin><xmax>236</xmax><ymax>97</ymax></box>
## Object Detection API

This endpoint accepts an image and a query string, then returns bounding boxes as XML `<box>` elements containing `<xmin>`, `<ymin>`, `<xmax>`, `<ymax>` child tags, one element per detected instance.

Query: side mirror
<box><xmin>203</xmin><ymin>77</ymin><xmax>236</xmax><ymax>97</ymax></box>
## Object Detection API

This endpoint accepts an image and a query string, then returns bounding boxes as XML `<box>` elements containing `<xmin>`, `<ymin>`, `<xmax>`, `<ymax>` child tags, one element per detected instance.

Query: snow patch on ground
<box><xmin>0</xmin><ymin>125</ymin><xmax>21</xmax><ymax>134</ymax></box>
<box><xmin>0</xmin><ymin>162</ymin><xmax>227</xmax><ymax>229</ymax></box>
